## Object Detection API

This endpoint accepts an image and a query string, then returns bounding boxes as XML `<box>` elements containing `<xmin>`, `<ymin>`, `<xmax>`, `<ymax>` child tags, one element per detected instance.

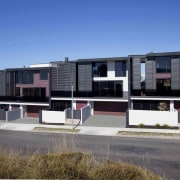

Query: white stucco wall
<box><xmin>129</xmin><ymin>110</ymin><xmax>178</xmax><ymax>127</ymax></box>
<box><xmin>42</xmin><ymin>110</ymin><xmax>65</xmax><ymax>124</ymax></box>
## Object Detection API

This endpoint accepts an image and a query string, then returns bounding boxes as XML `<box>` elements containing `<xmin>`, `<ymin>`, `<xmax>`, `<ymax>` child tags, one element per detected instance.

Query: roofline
<box><xmin>146</xmin><ymin>51</ymin><xmax>180</xmax><ymax>57</ymax></box>
<box><xmin>77</xmin><ymin>57</ymin><xmax>128</xmax><ymax>62</ymax></box>
<box><xmin>0</xmin><ymin>101</ymin><xmax>49</xmax><ymax>106</ymax></box>
<box><xmin>6</xmin><ymin>67</ymin><xmax>50</xmax><ymax>71</ymax></box>
<box><xmin>131</xmin><ymin>96</ymin><xmax>180</xmax><ymax>101</ymax></box>
<box><xmin>51</xmin><ymin>97</ymin><xmax>128</xmax><ymax>102</ymax></box>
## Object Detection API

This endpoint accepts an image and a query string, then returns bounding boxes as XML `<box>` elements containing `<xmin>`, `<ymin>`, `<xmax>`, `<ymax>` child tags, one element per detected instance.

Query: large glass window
<box><xmin>93</xmin><ymin>81</ymin><xmax>123</xmax><ymax>97</ymax></box>
<box><xmin>23</xmin><ymin>88</ymin><xmax>46</xmax><ymax>97</ymax></box>
<box><xmin>93</xmin><ymin>62</ymin><xmax>107</xmax><ymax>77</ymax></box>
<box><xmin>156</xmin><ymin>79</ymin><xmax>171</xmax><ymax>96</ymax></box>
<box><xmin>16</xmin><ymin>71</ymin><xmax>34</xmax><ymax>84</ymax></box>
<box><xmin>156</xmin><ymin>56</ymin><xmax>171</xmax><ymax>73</ymax></box>
<box><xmin>40</xmin><ymin>69</ymin><xmax>48</xmax><ymax>80</ymax></box>
<box><xmin>115</xmin><ymin>61</ymin><xmax>126</xmax><ymax>77</ymax></box>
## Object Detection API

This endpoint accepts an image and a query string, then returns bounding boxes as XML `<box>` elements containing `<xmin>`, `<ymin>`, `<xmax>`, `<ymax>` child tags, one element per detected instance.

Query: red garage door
<box><xmin>27</xmin><ymin>106</ymin><xmax>44</xmax><ymax>117</ymax></box>
<box><xmin>94</xmin><ymin>102</ymin><xmax>128</xmax><ymax>115</ymax></box>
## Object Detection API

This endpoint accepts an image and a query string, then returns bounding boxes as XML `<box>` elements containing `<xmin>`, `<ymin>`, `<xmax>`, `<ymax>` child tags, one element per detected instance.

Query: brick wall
<box><xmin>17</xmin><ymin>71</ymin><xmax>49</xmax><ymax>97</ymax></box>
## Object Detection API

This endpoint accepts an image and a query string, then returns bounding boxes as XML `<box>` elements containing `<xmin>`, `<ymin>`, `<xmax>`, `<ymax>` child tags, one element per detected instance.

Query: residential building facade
<box><xmin>50</xmin><ymin>57</ymin><xmax>128</xmax><ymax>116</ymax></box>
<box><xmin>0</xmin><ymin>51</ymin><xmax>179</xmax><ymax>127</ymax></box>
<box><xmin>0</xmin><ymin>64</ymin><xmax>50</xmax><ymax>118</ymax></box>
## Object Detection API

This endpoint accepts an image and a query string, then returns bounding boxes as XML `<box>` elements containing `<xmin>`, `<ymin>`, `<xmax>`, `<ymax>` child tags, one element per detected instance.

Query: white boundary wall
<box><xmin>42</xmin><ymin>110</ymin><xmax>65</xmax><ymax>124</ymax></box>
<box><xmin>129</xmin><ymin>110</ymin><xmax>178</xmax><ymax>127</ymax></box>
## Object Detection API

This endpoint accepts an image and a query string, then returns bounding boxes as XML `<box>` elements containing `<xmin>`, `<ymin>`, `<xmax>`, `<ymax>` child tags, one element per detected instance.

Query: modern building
<box><xmin>128</xmin><ymin>52</ymin><xmax>180</xmax><ymax>127</ymax></box>
<box><xmin>50</xmin><ymin>57</ymin><xmax>128</xmax><ymax>116</ymax></box>
<box><xmin>0</xmin><ymin>51</ymin><xmax>179</xmax><ymax>127</ymax></box>
<box><xmin>0</xmin><ymin>64</ymin><xmax>50</xmax><ymax>120</ymax></box>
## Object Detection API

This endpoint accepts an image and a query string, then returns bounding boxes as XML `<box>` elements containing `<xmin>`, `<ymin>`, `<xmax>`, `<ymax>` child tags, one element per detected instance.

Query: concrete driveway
<box><xmin>82</xmin><ymin>114</ymin><xmax>126</xmax><ymax>128</ymax></box>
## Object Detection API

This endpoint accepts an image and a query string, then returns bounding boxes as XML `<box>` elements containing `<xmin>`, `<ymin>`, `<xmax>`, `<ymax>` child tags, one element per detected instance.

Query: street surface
<box><xmin>0</xmin><ymin>130</ymin><xmax>180</xmax><ymax>180</ymax></box>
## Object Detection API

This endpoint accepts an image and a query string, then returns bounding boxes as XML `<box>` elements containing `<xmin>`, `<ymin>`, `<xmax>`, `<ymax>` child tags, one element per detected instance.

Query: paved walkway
<box><xmin>0</xmin><ymin>121</ymin><xmax>180</xmax><ymax>137</ymax></box>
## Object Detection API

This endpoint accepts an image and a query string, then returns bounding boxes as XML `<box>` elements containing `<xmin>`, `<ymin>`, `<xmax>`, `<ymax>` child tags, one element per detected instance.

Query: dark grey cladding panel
<box><xmin>171</xmin><ymin>58</ymin><xmax>180</xmax><ymax>90</ymax></box>
<box><xmin>145</xmin><ymin>61</ymin><xmax>155</xmax><ymax>90</ymax></box>
<box><xmin>132</xmin><ymin>57</ymin><xmax>141</xmax><ymax>90</ymax></box>
<box><xmin>51</xmin><ymin>62</ymin><xmax>76</xmax><ymax>91</ymax></box>
<box><xmin>78</xmin><ymin>63</ymin><xmax>92</xmax><ymax>91</ymax></box>
<box><xmin>0</xmin><ymin>71</ymin><xmax>6</xmax><ymax>96</ymax></box>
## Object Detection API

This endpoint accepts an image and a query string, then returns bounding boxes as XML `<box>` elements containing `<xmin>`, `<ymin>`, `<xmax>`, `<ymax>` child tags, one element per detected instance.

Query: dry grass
<box><xmin>34</xmin><ymin>127</ymin><xmax>80</xmax><ymax>133</ymax></box>
<box><xmin>118</xmin><ymin>131</ymin><xmax>180</xmax><ymax>137</ymax></box>
<box><xmin>0</xmin><ymin>150</ymin><xmax>166</xmax><ymax>179</ymax></box>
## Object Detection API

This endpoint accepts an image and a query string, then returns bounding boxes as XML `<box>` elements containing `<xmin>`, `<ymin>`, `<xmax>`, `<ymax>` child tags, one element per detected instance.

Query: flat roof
<box><xmin>51</xmin><ymin>97</ymin><xmax>128</xmax><ymax>102</ymax></box>
<box><xmin>0</xmin><ymin>101</ymin><xmax>49</xmax><ymax>106</ymax></box>
<box><xmin>131</xmin><ymin>96</ymin><xmax>180</xmax><ymax>101</ymax></box>
<box><xmin>146</xmin><ymin>51</ymin><xmax>180</xmax><ymax>57</ymax></box>
<box><xmin>6</xmin><ymin>67</ymin><xmax>50</xmax><ymax>71</ymax></box>
<box><xmin>78</xmin><ymin>57</ymin><xmax>128</xmax><ymax>62</ymax></box>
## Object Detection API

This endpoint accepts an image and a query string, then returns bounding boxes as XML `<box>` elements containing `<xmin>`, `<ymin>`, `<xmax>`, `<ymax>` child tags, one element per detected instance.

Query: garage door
<box><xmin>94</xmin><ymin>102</ymin><xmax>128</xmax><ymax>115</ymax></box>
<box><xmin>27</xmin><ymin>106</ymin><xmax>44</xmax><ymax>117</ymax></box>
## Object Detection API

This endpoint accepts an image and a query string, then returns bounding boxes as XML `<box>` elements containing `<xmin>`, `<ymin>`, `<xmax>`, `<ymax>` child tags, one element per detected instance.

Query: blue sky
<box><xmin>0</xmin><ymin>0</ymin><xmax>180</xmax><ymax>69</ymax></box>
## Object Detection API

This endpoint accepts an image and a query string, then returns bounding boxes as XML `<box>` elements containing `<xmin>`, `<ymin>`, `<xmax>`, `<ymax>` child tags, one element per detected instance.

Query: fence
<box><xmin>41</xmin><ymin>110</ymin><xmax>66</xmax><ymax>124</ymax></box>
<box><xmin>0</xmin><ymin>109</ymin><xmax>5</xmax><ymax>120</ymax></box>
<box><xmin>6</xmin><ymin>109</ymin><xmax>21</xmax><ymax>122</ymax></box>
<box><xmin>66</xmin><ymin>108</ymin><xmax>81</xmax><ymax>119</ymax></box>
<box><xmin>129</xmin><ymin>110</ymin><xmax>178</xmax><ymax>127</ymax></box>
<box><xmin>81</xmin><ymin>105</ymin><xmax>91</xmax><ymax>124</ymax></box>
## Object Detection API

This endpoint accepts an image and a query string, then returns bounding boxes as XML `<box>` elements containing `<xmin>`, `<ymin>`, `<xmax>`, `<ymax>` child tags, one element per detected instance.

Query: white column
<box><xmin>20</xmin><ymin>105</ymin><xmax>24</xmax><ymax>118</ymax></box>
<box><xmin>73</xmin><ymin>100</ymin><xmax>76</xmax><ymax>110</ymax></box>
<box><xmin>91</xmin><ymin>101</ymin><xmax>94</xmax><ymax>115</ymax></box>
<box><xmin>9</xmin><ymin>105</ymin><xmax>12</xmax><ymax>111</ymax></box>
<box><xmin>170</xmin><ymin>100</ymin><xmax>174</xmax><ymax>111</ymax></box>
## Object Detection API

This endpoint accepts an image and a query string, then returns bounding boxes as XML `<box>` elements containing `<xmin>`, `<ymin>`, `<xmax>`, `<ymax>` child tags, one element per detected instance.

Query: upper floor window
<box><xmin>16</xmin><ymin>71</ymin><xmax>33</xmax><ymax>84</ymax></box>
<box><xmin>156</xmin><ymin>56</ymin><xmax>171</xmax><ymax>73</ymax></box>
<box><xmin>115</xmin><ymin>61</ymin><xmax>126</xmax><ymax>77</ymax></box>
<box><xmin>92</xmin><ymin>62</ymin><xmax>107</xmax><ymax>77</ymax></box>
<box><xmin>40</xmin><ymin>69</ymin><xmax>48</xmax><ymax>80</ymax></box>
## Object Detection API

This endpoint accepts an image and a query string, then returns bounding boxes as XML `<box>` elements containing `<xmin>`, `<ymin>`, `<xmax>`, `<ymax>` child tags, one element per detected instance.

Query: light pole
<box><xmin>71</xmin><ymin>82</ymin><xmax>74</xmax><ymax>129</ymax></box>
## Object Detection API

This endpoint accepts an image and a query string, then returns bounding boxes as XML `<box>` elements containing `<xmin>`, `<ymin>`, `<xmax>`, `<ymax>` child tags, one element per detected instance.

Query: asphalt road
<box><xmin>0</xmin><ymin>130</ymin><xmax>180</xmax><ymax>180</ymax></box>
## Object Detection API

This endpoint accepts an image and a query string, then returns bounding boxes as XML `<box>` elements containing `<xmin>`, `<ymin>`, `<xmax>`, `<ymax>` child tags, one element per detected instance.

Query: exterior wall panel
<box><xmin>51</xmin><ymin>62</ymin><xmax>76</xmax><ymax>91</ymax></box>
<box><xmin>132</xmin><ymin>57</ymin><xmax>141</xmax><ymax>90</ymax></box>
<box><xmin>0</xmin><ymin>71</ymin><xmax>6</xmax><ymax>96</ymax></box>
<box><xmin>145</xmin><ymin>61</ymin><xmax>155</xmax><ymax>90</ymax></box>
<box><xmin>171</xmin><ymin>58</ymin><xmax>180</xmax><ymax>90</ymax></box>
<box><xmin>78</xmin><ymin>63</ymin><xmax>92</xmax><ymax>91</ymax></box>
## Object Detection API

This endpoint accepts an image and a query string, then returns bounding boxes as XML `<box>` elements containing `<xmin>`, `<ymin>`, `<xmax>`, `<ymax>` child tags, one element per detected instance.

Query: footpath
<box><xmin>0</xmin><ymin>121</ymin><xmax>180</xmax><ymax>137</ymax></box>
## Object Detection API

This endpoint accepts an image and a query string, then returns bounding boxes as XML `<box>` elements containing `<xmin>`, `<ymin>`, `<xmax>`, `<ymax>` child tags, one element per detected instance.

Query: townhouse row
<box><xmin>0</xmin><ymin>51</ymin><xmax>180</xmax><ymax>127</ymax></box>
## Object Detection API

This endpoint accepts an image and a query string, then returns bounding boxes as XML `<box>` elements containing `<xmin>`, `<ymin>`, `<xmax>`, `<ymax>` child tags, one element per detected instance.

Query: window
<box><xmin>16</xmin><ymin>71</ymin><xmax>34</xmax><ymax>84</ymax></box>
<box><xmin>156</xmin><ymin>79</ymin><xmax>171</xmax><ymax>96</ymax></box>
<box><xmin>93</xmin><ymin>62</ymin><xmax>107</xmax><ymax>77</ymax></box>
<box><xmin>93</xmin><ymin>81</ymin><xmax>123</xmax><ymax>97</ymax></box>
<box><xmin>115</xmin><ymin>61</ymin><xmax>126</xmax><ymax>77</ymax></box>
<box><xmin>156</xmin><ymin>56</ymin><xmax>171</xmax><ymax>73</ymax></box>
<box><xmin>40</xmin><ymin>69</ymin><xmax>48</xmax><ymax>80</ymax></box>
<box><xmin>15</xmin><ymin>87</ymin><xmax>20</xmax><ymax>96</ymax></box>
<box><xmin>22</xmin><ymin>88</ymin><xmax>46</xmax><ymax>97</ymax></box>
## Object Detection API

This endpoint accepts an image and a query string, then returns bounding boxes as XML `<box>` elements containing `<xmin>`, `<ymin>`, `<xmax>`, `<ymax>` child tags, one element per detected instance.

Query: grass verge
<box><xmin>34</xmin><ymin>127</ymin><xmax>80</xmax><ymax>133</ymax></box>
<box><xmin>0</xmin><ymin>151</ymin><xmax>166</xmax><ymax>179</ymax></box>
<box><xmin>118</xmin><ymin>131</ymin><xmax>180</xmax><ymax>137</ymax></box>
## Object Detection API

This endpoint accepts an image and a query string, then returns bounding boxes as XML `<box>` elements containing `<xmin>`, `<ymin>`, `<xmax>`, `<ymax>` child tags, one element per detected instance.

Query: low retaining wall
<box><xmin>129</xmin><ymin>110</ymin><xmax>178</xmax><ymax>127</ymax></box>
<box><xmin>0</xmin><ymin>109</ymin><xmax>5</xmax><ymax>120</ymax></box>
<box><xmin>81</xmin><ymin>105</ymin><xmax>91</xmax><ymax>124</ymax></box>
<box><xmin>6</xmin><ymin>109</ymin><xmax>21</xmax><ymax>122</ymax></box>
<box><xmin>42</xmin><ymin>110</ymin><xmax>66</xmax><ymax>124</ymax></box>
